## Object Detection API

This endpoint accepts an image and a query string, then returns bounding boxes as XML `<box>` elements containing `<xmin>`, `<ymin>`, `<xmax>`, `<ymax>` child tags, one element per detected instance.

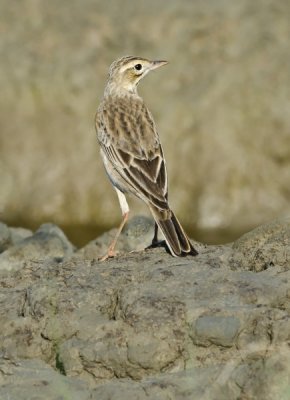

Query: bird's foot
<box><xmin>99</xmin><ymin>248</ymin><xmax>117</xmax><ymax>262</ymax></box>
<box><xmin>146</xmin><ymin>239</ymin><xmax>166</xmax><ymax>250</ymax></box>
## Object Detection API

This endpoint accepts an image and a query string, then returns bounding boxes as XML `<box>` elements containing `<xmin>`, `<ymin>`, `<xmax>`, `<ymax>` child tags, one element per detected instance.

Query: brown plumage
<box><xmin>96</xmin><ymin>56</ymin><xmax>198</xmax><ymax>259</ymax></box>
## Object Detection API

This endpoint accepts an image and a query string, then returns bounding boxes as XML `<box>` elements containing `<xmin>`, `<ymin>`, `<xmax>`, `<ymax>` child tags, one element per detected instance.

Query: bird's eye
<box><xmin>134</xmin><ymin>64</ymin><xmax>142</xmax><ymax>71</ymax></box>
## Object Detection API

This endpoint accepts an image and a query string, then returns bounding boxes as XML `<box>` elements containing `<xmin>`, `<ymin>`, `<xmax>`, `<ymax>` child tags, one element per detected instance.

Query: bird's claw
<box><xmin>99</xmin><ymin>248</ymin><xmax>117</xmax><ymax>262</ymax></box>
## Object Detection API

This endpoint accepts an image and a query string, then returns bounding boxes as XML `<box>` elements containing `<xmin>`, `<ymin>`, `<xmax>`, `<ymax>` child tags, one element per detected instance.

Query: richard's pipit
<box><xmin>96</xmin><ymin>56</ymin><xmax>198</xmax><ymax>260</ymax></box>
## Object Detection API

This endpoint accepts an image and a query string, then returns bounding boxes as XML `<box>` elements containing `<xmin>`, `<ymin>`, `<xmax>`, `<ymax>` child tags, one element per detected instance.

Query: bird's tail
<box><xmin>149</xmin><ymin>206</ymin><xmax>198</xmax><ymax>257</ymax></box>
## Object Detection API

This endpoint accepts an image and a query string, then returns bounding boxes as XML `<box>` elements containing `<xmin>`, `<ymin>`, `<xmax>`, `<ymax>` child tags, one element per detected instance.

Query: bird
<box><xmin>95</xmin><ymin>56</ymin><xmax>198</xmax><ymax>260</ymax></box>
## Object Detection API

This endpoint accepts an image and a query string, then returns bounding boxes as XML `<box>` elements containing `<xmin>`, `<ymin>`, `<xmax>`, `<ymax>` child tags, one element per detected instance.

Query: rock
<box><xmin>0</xmin><ymin>217</ymin><xmax>290</xmax><ymax>399</ymax></box>
<box><xmin>0</xmin><ymin>223</ymin><xmax>74</xmax><ymax>273</ymax></box>
<box><xmin>9</xmin><ymin>227</ymin><xmax>33</xmax><ymax>245</ymax></box>
<box><xmin>230</xmin><ymin>217</ymin><xmax>290</xmax><ymax>272</ymax></box>
<box><xmin>92</xmin><ymin>348</ymin><xmax>290</xmax><ymax>400</ymax></box>
<box><xmin>0</xmin><ymin>223</ymin><xmax>33</xmax><ymax>253</ymax></box>
<box><xmin>0</xmin><ymin>358</ymin><xmax>91</xmax><ymax>400</ymax></box>
<box><xmin>1</xmin><ymin>0</ymin><xmax>290</xmax><ymax>243</ymax></box>
<box><xmin>0</xmin><ymin>222</ymin><xmax>11</xmax><ymax>253</ymax></box>
<box><xmin>231</xmin><ymin>347</ymin><xmax>290</xmax><ymax>400</ymax></box>
<box><xmin>192</xmin><ymin>315</ymin><xmax>241</xmax><ymax>347</ymax></box>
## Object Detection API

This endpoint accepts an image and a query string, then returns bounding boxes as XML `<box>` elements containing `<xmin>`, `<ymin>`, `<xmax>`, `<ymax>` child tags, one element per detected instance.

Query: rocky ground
<box><xmin>1</xmin><ymin>0</ymin><xmax>290</xmax><ymax>242</ymax></box>
<box><xmin>0</xmin><ymin>216</ymin><xmax>290</xmax><ymax>399</ymax></box>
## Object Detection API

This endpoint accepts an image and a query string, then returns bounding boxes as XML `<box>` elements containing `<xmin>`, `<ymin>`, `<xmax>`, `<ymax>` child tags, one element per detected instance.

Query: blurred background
<box><xmin>0</xmin><ymin>0</ymin><xmax>289</xmax><ymax>246</ymax></box>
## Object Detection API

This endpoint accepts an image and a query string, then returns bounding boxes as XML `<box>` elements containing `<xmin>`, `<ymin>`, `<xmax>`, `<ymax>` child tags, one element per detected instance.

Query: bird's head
<box><xmin>105</xmin><ymin>56</ymin><xmax>168</xmax><ymax>95</ymax></box>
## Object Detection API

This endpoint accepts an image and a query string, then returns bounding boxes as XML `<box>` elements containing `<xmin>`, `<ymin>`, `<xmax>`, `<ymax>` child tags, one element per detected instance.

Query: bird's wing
<box><xmin>96</xmin><ymin>96</ymin><xmax>168</xmax><ymax>209</ymax></box>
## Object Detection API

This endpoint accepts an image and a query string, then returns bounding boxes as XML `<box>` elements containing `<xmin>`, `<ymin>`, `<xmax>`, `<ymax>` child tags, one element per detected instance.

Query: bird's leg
<box><xmin>146</xmin><ymin>222</ymin><xmax>163</xmax><ymax>250</ymax></box>
<box><xmin>151</xmin><ymin>222</ymin><xmax>159</xmax><ymax>246</ymax></box>
<box><xmin>99</xmin><ymin>188</ymin><xmax>129</xmax><ymax>262</ymax></box>
<box><xmin>99</xmin><ymin>211</ymin><xmax>129</xmax><ymax>261</ymax></box>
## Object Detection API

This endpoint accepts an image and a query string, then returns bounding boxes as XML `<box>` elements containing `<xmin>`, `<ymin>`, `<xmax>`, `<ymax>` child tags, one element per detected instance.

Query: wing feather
<box><xmin>96</xmin><ymin>95</ymin><xmax>168</xmax><ymax>209</ymax></box>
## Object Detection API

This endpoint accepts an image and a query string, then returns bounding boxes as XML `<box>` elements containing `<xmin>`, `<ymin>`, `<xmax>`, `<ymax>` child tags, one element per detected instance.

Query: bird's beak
<box><xmin>150</xmin><ymin>60</ymin><xmax>169</xmax><ymax>71</ymax></box>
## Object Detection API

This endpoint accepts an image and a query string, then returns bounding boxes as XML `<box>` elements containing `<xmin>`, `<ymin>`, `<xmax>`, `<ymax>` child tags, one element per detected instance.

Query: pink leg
<box><xmin>99</xmin><ymin>211</ymin><xmax>129</xmax><ymax>261</ymax></box>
